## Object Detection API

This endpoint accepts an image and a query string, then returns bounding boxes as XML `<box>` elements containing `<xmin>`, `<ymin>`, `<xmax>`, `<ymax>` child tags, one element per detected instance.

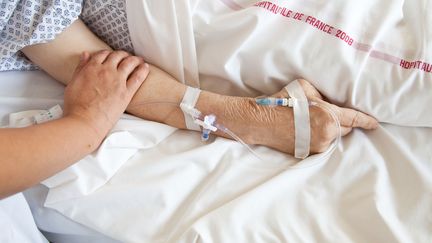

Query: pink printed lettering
<box><xmin>293</xmin><ymin>13</ymin><xmax>304</xmax><ymax>20</ymax></box>
<box><xmin>422</xmin><ymin>63</ymin><xmax>432</xmax><ymax>72</ymax></box>
<box><xmin>252</xmin><ymin>1</ymin><xmax>430</xmax><ymax>74</ymax></box>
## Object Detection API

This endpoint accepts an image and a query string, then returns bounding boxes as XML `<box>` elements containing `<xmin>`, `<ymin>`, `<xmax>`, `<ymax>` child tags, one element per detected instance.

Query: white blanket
<box><xmin>127</xmin><ymin>0</ymin><xmax>432</xmax><ymax>127</ymax></box>
<box><xmin>43</xmin><ymin>122</ymin><xmax>432</xmax><ymax>243</ymax></box>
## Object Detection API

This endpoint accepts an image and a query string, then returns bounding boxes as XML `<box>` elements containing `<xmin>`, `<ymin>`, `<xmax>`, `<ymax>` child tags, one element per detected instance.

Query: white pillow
<box><xmin>127</xmin><ymin>0</ymin><xmax>432</xmax><ymax>127</ymax></box>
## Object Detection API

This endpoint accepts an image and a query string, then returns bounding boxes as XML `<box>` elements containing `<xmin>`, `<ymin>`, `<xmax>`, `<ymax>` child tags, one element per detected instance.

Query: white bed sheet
<box><xmin>42</xmin><ymin>122</ymin><xmax>432</xmax><ymax>243</ymax></box>
<box><xmin>2</xmin><ymin>71</ymin><xmax>430</xmax><ymax>242</ymax></box>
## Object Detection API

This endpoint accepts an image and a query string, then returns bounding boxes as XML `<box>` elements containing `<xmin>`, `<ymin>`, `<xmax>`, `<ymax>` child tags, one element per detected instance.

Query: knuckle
<box><xmin>113</xmin><ymin>50</ymin><xmax>131</xmax><ymax>60</ymax></box>
<box><xmin>123</xmin><ymin>56</ymin><xmax>141</xmax><ymax>66</ymax></box>
<box><xmin>128</xmin><ymin>56</ymin><xmax>140</xmax><ymax>62</ymax></box>
<box><xmin>96</xmin><ymin>49</ymin><xmax>111</xmax><ymax>56</ymax></box>
<box><xmin>138</xmin><ymin>64</ymin><xmax>149</xmax><ymax>73</ymax></box>
<box><xmin>135</xmin><ymin>70</ymin><xmax>146</xmax><ymax>81</ymax></box>
<box><xmin>115</xmin><ymin>50</ymin><xmax>130</xmax><ymax>56</ymax></box>
<box><xmin>131</xmin><ymin>56</ymin><xmax>142</xmax><ymax>63</ymax></box>
<box><xmin>92</xmin><ymin>50</ymin><xmax>110</xmax><ymax>60</ymax></box>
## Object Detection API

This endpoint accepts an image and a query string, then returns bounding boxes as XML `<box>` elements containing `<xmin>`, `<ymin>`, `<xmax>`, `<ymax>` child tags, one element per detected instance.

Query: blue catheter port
<box><xmin>255</xmin><ymin>97</ymin><xmax>289</xmax><ymax>106</ymax></box>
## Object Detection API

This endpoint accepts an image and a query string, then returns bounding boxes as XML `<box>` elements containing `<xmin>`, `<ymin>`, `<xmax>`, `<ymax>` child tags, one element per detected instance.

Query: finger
<box><xmin>89</xmin><ymin>50</ymin><xmax>111</xmax><ymax>64</ymax></box>
<box><xmin>126</xmin><ymin>63</ymin><xmax>150</xmax><ymax>93</ymax></box>
<box><xmin>118</xmin><ymin>56</ymin><xmax>144</xmax><ymax>77</ymax></box>
<box><xmin>73</xmin><ymin>52</ymin><xmax>90</xmax><ymax>74</ymax></box>
<box><xmin>336</xmin><ymin>106</ymin><xmax>379</xmax><ymax>129</ymax></box>
<box><xmin>103</xmin><ymin>50</ymin><xmax>131</xmax><ymax>66</ymax></box>
<box><xmin>340</xmin><ymin>126</ymin><xmax>353</xmax><ymax>136</ymax></box>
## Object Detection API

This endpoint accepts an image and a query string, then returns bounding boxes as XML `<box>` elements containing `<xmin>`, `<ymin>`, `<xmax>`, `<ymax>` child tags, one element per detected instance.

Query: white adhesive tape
<box><xmin>180</xmin><ymin>87</ymin><xmax>202</xmax><ymax>131</ymax></box>
<box><xmin>7</xmin><ymin>105</ymin><xmax>63</xmax><ymax>128</ymax></box>
<box><xmin>285</xmin><ymin>80</ymin><xmax>311</xmax><ymax>159</ymax></box>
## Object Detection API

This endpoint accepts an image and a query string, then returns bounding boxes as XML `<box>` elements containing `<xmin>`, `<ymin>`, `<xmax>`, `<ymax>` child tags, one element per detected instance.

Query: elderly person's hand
<box><xmin>214</xmin><ymin>79</ymin><xmax>378</xmax><ymax>155</ymax></box>
<box><xmin>64</xmin><ymin>50</ymin><xmax>150</xmax><ymax>140</ymax></box>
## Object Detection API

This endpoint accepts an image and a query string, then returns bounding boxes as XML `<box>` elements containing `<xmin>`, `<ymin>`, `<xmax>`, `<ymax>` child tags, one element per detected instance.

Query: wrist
<box><xmin>196</xmin><ymin>93</ymin><xmax>257</xmax><ymax>144</ymax></box>
<box><xmin>63</xmin><ymin>114</ymin><xmax>108</xmax><ymax>148</ymax></box>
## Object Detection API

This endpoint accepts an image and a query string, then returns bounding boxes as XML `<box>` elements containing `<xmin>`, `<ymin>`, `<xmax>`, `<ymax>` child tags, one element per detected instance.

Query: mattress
<box><xmin>1</xmin><ymin>70</ymin><xmax>431</xmax><ymax>242</ymax></box>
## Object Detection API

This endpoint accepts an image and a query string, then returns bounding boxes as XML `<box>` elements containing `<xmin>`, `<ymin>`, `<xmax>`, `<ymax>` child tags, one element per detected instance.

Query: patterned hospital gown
<box><xmin>0</xmin><ymin>0</ymin><xmax>133</xmax><ymax>71</ymax></box>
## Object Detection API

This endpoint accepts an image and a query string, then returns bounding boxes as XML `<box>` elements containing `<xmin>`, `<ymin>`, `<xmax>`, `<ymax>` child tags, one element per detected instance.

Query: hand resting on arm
<box><xmin>0</xmin><ymin>50</ymin><xmax>149</xmax><ymax>199</ymax></box>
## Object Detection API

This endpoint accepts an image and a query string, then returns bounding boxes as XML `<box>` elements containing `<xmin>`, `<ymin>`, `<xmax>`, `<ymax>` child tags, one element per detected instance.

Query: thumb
<box><xmin>74</xmin><ymin>52</ymin><xmax>90</xmax><ymax>74</ymax></box>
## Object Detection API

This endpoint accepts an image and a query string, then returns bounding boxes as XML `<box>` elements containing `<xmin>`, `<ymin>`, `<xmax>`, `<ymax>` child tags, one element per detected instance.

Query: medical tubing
<box><xmin>128</xmin><ymin>100</ymin><xmax>262</xmax><ymax>160</ymax></box>
<box><xmin>305</xmin><ymin>101</ymin><xmax>342</xmax><ymax>166</ymax></box>
<box><xmin>128</xmin><ymin>100</ymin><xmax>342</xmax><ymax>165</ymax></box>
<box><xmin>215</xmin><ymin>123</ymin><xmax>264</xmax><ymax>161</ymax></box>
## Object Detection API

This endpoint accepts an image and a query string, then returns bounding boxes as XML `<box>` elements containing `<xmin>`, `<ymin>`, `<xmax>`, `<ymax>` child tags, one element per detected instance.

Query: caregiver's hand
<box><xmin>64</xmin><ymin>50</ymin><xmax>150</xmax><ymax>140</ymax></box>
<box><xmin>216</xmin><ymin>79</ymin><xmax>378</xmax><ymax>155</ymax></box>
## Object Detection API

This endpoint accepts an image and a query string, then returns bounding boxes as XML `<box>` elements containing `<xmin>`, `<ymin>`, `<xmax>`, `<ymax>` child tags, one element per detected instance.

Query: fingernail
<box><xmin>144</xmin><ymin>63</ymin><xmax>149</xmax><ymax>69</ymax></box>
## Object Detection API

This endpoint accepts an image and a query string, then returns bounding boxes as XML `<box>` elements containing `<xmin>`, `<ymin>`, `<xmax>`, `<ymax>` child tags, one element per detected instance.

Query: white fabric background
<box><xmin>0</xmin><ymin>193</ymin><xmax>48</xmax><ymax>243</ymax></box>
<box><xmin>128</xmin><ymin>0</ymin><xmax>432</xmax><ymax>127</ymax></box>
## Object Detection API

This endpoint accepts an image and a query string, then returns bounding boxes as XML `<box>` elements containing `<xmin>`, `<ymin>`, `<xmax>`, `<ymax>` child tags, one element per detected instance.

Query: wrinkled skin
<box><xmin>215</xmin><ymin>79</ymin><xmax>378</xmax><ymax>155</ymax></box>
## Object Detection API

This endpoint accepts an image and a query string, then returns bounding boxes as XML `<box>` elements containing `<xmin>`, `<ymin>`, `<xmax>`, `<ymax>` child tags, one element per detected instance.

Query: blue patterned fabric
<box><xmin>81</xmin><ymin>0</ymin><xmax>133</xmax><ymax>54</ymax></box>
<box><xmin>0</xmin><ymin>0</ymin><xmax>133</xmax><ymax>71</ymax></box>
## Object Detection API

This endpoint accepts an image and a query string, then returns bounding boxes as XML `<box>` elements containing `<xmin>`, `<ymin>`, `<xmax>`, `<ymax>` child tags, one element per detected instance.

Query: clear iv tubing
<box><xmin>128</xmin><ymin>100</ymin><xmax>342</xmax><ymax>167</ymax></box>
<box><xmin>128</xmin><ymin>100</ymin><xmax>264</xmax><ymax>161</ymax></box>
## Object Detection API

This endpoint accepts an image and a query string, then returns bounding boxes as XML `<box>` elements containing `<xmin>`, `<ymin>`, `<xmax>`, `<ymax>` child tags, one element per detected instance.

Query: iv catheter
<box><xmin>128</xmin><ymin>97</ymin><xmax>341</xmax><ymax>165</ymax></box>
<box><xmin>255</xmin><ymin>97</ymin><xmax>292</xmax><ymax>107</ymax></box>
<box><xmin>129</xmin><ymin>101</ymin><xmax>265</xmax><ymax>161</ymax></box>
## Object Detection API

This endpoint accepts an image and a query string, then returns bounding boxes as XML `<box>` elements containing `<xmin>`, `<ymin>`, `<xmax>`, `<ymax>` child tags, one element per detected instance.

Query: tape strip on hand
<box><xmin>285</xmin><ymin>80</ymin><xmax>311</xmax><ymax>159</ymax></box>
<box><xmin>7</xmin><ymin>105</ymin><xmax>63</xmax><ymax>128</ymax></box>
<box><xmin>180</xmin><ymin>86</ymin><xmax>202</xmax><ymax>131</ymax></box>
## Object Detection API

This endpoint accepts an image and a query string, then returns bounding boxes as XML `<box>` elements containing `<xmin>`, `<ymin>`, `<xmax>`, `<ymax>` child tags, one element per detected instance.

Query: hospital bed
<box><xmin>2</xmin><ymin>0</ymin><xmax>432</xmax><ymax>242</ymax></box>
<box><xmin>1</xmin><ymin>69</ymin><xmax>431</xmax><ymax>242</ymax></box>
